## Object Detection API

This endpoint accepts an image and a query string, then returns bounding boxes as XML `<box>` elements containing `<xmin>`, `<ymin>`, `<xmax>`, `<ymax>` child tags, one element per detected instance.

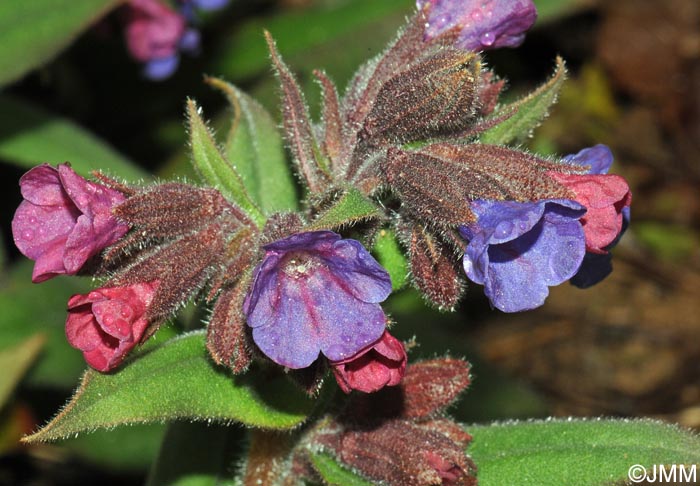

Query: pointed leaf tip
<box><xmin>480</xmin><ymin>56</ymin><xmax>567</xmax><ymax>146</ymax></box>
<box><xmin>186</xmin><ymin>98</ymin><xmax>266</xmax><ymax>227</ymax></box>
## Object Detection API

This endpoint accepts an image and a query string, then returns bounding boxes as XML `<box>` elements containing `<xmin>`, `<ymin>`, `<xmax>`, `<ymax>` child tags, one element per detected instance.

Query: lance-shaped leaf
<box><xmin>306</xmin><ymin>188</ymin><xmax>381</xmax><ymax>231</ymax></box>
<box><xmin>23</xmin><ymin>331</ymin><xmax>314</xmax><ymax>443</ymax></box>
<box><xmin>0</xmin><ymin>96</ymin><xmax>145</xmax><ymax>180</ymax></box>
<box><xmin>186</xmin><ymin>99</ymin><xmax>265</xmax><ymax>227</ymax></box>
<box><xmin>265</xmin><ymin>31</ymin><xmax>330</xmax><ymax>193</ymax></box>
<box><xmin>469</xmin><ymin>419</ymin><xmax>700</xmax><ymax>486</ymax></box>
<box><xmin>409</xmin><ymin>226</ymin><xmax>463</xmax><ymax>310</ymax></box>
<box><xmin>0</xmin><ymin>334</ymin><xmax>46</xmax><ymax>407</ymax></box>
<box><xmin>383</xmin><ymin>144</ymin><xmax>575</xmax><ymax>226</ymax></box>
<box><xmin>0</xmin><ymin>0</ymin><xmax>121</xmax><ymax>87</ymax></box>
<box><xmin>358</xmin><ymin>48</ymin><xmax>481</xmax><ymax>148</ymax></box>
<box><xmin>372</xmin><ymin>229</ymin><xmax>408</xmax><ymax>291</ymax></box>
<box><xmin>206</xmin><ymin>77</ymin><xmax>298</xmax><ymax>214</ymax></box>
<box><xmin>480</xmin><ymin>57</ymin><xmax>567</xmax><ymax>146</ymax></box>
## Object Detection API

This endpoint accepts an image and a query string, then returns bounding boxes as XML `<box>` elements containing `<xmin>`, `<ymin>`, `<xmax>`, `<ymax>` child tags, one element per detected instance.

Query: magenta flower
<box><xmin>12</xmin><ymin>164</ymin><xmax>128</xmax><ymax>283</ymax></box>
<box><xmin>331</xmin><ymin>331</ymin><xmax>407</xmax><ymax>393</ymax></box>
<box><xmin>124</xmin><ymin>0</ymin><xmax>186</xmax><ymax>62</ymax></box>
<box><xmin>417</xmin><ymin>0</ymin><xmax>537</xmax><ymax>51</ymax></box>
<box><xmin>66</xmin><ymin>282</ymin><xmax>158</xmax><ymax>372</ymax></box>
<box><xmin>243</xmin><ymin>231</ymin><xmax>392</xmax><ymax>369</ymax></box>
<box><xmin>459</xmin><ymin>199</ymin><xmax>586</xmax><ymax>312</ymax></box>
<box><xmin>548</xmin><ymin>169</ymin><xmax>631</xmax><ymax>254</ymax></box>
<box><xmin>561</xmin><ymin>145</ymin><xmax>632</xmax><ymax>288</ymax></box>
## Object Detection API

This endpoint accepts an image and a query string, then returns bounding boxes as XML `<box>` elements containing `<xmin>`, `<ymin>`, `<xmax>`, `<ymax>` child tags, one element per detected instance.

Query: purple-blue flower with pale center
<box><xmin>417</xmin><ymin>0</ymin><xmax>537</xmax><ymax>51</ymax></box>
<box><xmin>243</xmin><ymin>231</ymin><xmax>392</xmax><ymax>369</ymax></box>
<box><xmin>563</xmin><ymin>144</ymin><xmax>630</xmax><ymax>288</ymax></box>
<box><xmin>459</xmin><ymin>199</ymin><xmax>586</xmax><ymax>312</ymax></box>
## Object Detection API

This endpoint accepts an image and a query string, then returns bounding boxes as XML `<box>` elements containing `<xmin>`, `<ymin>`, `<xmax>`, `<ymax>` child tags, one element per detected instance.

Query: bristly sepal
<box><xmin>265</xmin><ymin>31</ymin><xmax>331</xmax><ymax>194</ymax></box>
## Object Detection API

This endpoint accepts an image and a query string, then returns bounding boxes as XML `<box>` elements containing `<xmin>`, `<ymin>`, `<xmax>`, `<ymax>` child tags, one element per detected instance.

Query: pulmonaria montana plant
<box><xmin>13</xmin><ymin>0</ymin><xmax>638</xmax><ymax>483</ymax></box>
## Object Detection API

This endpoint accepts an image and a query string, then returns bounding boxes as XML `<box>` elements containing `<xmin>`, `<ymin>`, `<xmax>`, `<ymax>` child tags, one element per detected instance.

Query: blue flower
<box><xmin>243</xmin><ymin>231</ymin><xmax>392</xmax><ymax>369</ymax></box>
<box><xmin>459</xmin><ymin>199</ymin><xmax>586</xmax><ymax>312</ymax></box>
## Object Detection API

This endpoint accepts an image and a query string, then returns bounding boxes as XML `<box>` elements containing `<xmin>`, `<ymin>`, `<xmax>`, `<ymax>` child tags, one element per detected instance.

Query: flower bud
<box><xmin>66</xmin><ymin>282</ymin><xmax>158</xmax><ymax>371</ymax></box>
<box><xmin>359</xmin><ymin>49</ymin><xmax>481</xmax><ymax>147</ymax></box>
<box><xmin>331</xmin><ymin>331</ymin><xmax>407</xmax><ymax>394</ymax></box>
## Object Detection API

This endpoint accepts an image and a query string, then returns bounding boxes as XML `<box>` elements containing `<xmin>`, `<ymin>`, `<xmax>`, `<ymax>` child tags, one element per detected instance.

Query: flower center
<box><xmin>280</xmin><ymin>252</ymin><xmax>322</xmax><ymax>279</ymax></box>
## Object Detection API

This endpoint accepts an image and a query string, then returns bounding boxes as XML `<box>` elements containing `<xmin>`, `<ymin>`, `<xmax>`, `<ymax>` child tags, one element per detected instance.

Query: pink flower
<box><xmin>124</xmin><ymin>0</ymin><xmax>186</xmax><ymax>62</ymax></box>
<box><xmin>12</xmin><ymin>164</ymin><xmax>128</xmax><ymax>283</ymax></box>
<box><xmin>66</xmin><ymin>282</ymin><xmax>158</xmax><ymax>372</ymax></box>
<box><xmin>331</xmin><ymin>331</ymin><xmax>407</xmax><ymax>393</ymax></box>
<box><xmin>549</xmin><ymin>172</ymin><xmax>632</xmax><ymax>253</ymax></box>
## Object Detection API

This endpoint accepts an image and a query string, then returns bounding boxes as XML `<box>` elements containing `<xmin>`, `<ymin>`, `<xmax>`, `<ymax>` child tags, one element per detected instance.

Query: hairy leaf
<box><xmin>186</xmin><ymin>99</ymin><xmax>265</xmax><ymax>227</ymax></box>
<box><xmin>480</xmin><ymin>57</ymin><xmax>567</xmax><ymax>145</ymax></box>
<box><xmin>469</xmin><ymin>419</ymin><xmax>700</xmax><ymax>486</ymax></box>
<box><xmin>0</xmin><ymin>96</ymin><xmax>145</xmax><ymax>180</ymax></box>
<box><xmin>23</xmin><ymin>331</ymin><xmax>313</xmax><ymax>443</ymax></box>
<box><xmin>0</xmin><ymin>0</ymin><xmax>121</xmax><ymax>87</ymax></box>
<box><xmin>207</xmin><ymin>77</ymin><xmax>298</xmax><ymax>214</ymax></box>
<box><xmin>307</xmin><ymin>188</ymin><xmax>380</xmax><ymax>231</ymax></box>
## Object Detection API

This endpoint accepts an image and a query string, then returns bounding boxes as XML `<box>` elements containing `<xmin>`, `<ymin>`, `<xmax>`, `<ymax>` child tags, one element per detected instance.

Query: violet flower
<box><xmin>331</xmin><ymin>331</ymin><xmax>407</xmax><ymax>394</ymax></box>
<box><xmin>123</xmin><ymin>0</ymin><xmax>205</xmax><ymax>80</ymax></box>
<box><xmin>243</xmin><ymin>231</ymin><xmax>392</xmax><ymax>369</ymax></box>
<box><xmin>12</xmin><ymin>164</ymin><xmax>128</xmax><ymax>283</ymax></box>
<box><xmin>417</xmin><ymin>0</ymin><xmax>537</xmax><ymax>51</ymax></box>
<box><xmin>561</xmin><ymin>144</ymin><xmax>632</xmax><ymax>288</ymax></box>
<box><xmin>66</xmin><ymin>282</ymin><xmax>158</xmax><ymax>372</ymax></box>
<box><xmin>459</xmin><ymin>199</ymin><xmax>586</xmax><ymax>312</ymax></box>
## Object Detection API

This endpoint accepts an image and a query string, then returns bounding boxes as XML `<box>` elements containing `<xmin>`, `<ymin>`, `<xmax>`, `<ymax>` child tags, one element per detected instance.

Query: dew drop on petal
<box><xmin>480</xmin><ymin>31</ymin><xmax>495</xmax><ymax>46</ymax></box>
<box><xmin>21</xmin><ymin>229</ymin><xmax>34</xmax><ymax>240</ymax></box>
<box><xmin>494</xmin><ymin>220</ymin><xmax>514</xmax><ymax>239</ymax></box>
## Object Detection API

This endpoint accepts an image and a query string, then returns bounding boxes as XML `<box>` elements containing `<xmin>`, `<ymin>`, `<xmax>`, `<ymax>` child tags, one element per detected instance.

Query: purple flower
<box><xmin>12</xmin><ymin>164</ymin><xmax>129</xmax><ymax>283</ymax></box>
<box><xmin>243</xmin><ymin>231</ymin><xmax>392</xmax><ymax>369</ymax></box>
<box><xmin>417</xmin><ymin>0</ymin><xmax>537</xmax><ymax>51</ymax></box>
<box><xmin>459</xmin><ymin>199</ymin><xmax>586</xmax><ymax>312</ymax></box>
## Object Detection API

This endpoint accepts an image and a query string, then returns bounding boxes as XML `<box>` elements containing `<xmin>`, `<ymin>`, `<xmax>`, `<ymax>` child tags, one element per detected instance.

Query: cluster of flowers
<box><xmin>12</xmin><ymin>0</ymin><xmax>631</xmax><ymax>404</ymax></box>
<box><xmin>120</xmin><ymin>0</ymin><xmax>228</xmax><ymax>80</ymax></box>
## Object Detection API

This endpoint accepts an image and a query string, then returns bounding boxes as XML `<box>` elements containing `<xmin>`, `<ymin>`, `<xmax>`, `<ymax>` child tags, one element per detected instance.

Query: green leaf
<box><xmin>307</xmin><ymin>188</ymin><xmax>380</xmax><ymax>231</ymax></box>
<box><xmin>310</xmin><ymin>453</ymin><xmax>374</xmax><ymax>486</ymax></box>
<box><xmin>0</xmin><ymin>261</ymin><xmax>91</xmax><ymax>388</ymax></box>
<box><xmin>186</xmin><ymin>99</ymin><xmax>266</xmax><ymax>227</ymax></box>
<box><xmin>0</xmin><ymin>96</ymin><xmax>146</xmax><ymax>181</ymax></box>
<box><xmin>469</xmin><ymin>419</ymin><xmax>700</xmax><ymax>486</ymax></box>
<box><xmin>146</xmin><ymin>422</ymin><xmax>242</xmax><ymax>486</ymax></box>
<box><xmin>206</xmin><ymin>77</ymin><xmax>298</xmax><ymax>214</ymax></box>
<box><xmin>0</xmin><ymin>334</ymin><xmax>46</xmax><ymax>408</ymax></box>
<box><xmin>372</xmin><ymin>229</ymin><xmax>408</xmax><ymax>291</ymax></box>
<box><xmin>214</xmin><ymin>0</ymin><xmax>412</xmax><ymax>82</ymax></box>
<box><xmin>0</xmin><ymin>0</ymin><xmax>121</xmax><ymax>87</ymax></box>
<box><xmin>23</xmin><ymin>331</ymin><xmax>313</xmax><ymax>443</ymax></box>
<box><xmin>480</xmin><ymin>57</ymin><xmax>567</xmax><ymax>146</ymax></box>
<box><xmin>534</xmin><ymin>0</ymin><xmax>595</xmax><ymax>24</ymax></box>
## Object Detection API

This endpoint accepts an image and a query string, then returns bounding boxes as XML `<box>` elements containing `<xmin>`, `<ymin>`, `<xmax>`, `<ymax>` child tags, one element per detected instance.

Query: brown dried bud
<box><xmin>409</xmin><ymin>226</ymin><xmax>464</xmax><ymax>310</ymax></box>
<box><xmin>111</xmin><ymin>223</ymin><xmax>226</xmax><ymax>319</ymax></box>
<box><xmin>206</xmin><ymin>280</ymin><xmax>253</xmax><ymax>374</ymax></box>
<box><xmin>384</xmin><ymin>144</ymin><xmax>574</xmax><ymax>226</ymax></box>
<box><xmin>115</xmin><ymin>183</ymin><xmax>233</xmax><ymax>238</ymax></box>
<box><xmin>359</xmin><ymin>49</ymin><xmax>481</xmax><ymax>147</ymax></box>
<box><xmin>316</xmin><ymin>419</ymin><xmax>476</xmax><ymax>486</ymax></box>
